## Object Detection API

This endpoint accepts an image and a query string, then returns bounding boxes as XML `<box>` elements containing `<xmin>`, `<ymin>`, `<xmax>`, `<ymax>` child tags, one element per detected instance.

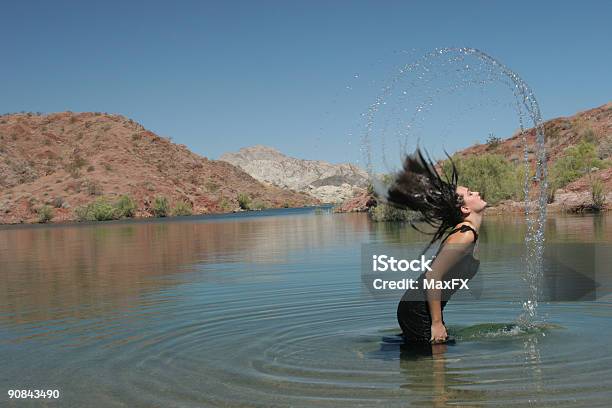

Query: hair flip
<box><xmin>384</xmin><ymin>148</ymin><xmax>464</xmax><ymax>253</ymax></box>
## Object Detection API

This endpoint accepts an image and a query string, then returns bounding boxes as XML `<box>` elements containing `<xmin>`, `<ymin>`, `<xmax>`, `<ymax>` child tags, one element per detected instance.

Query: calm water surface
<box><xmin>1</xmin><ymin>209</ymin><xmax>611</xmax><ymax>407</ymax></box>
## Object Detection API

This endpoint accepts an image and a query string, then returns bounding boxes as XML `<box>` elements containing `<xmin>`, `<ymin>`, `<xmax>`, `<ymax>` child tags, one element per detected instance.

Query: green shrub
<box><xmin>115</xmin><ymin>195</ymin><xmax>136</xmax><ymax>218</ymax></box>
<box><xmin>152</xmin><ymin>196</ymin><xmax>169</xmax><ymax>217</ymax></box>
<box><xmin>74</xmin><ymin>205</ymin><xmax>89</xmax><ymax>221</ymax></box>
<box><xmin>237</xmin><ymin>193</ymin><xmax>251</xmax><ymax>210</ymax></box>
<box><xmin>549</xmin><ymin>140</ymin><xmax>608</xmax><ymax>190</ymax></box>
<box><xmin>599</xmin><ymin>136</ymin><xmax>612</xmax><ymax>160</ymax></box>
<box><xmin>579</xmin><ymin>126</ymin><xmax>597</xmax><ymax>143</ymax></box>
<box><xmin>219</xmin><ymin>197</ymin><xmax>231</xmax><ymax>211</ymax></box>
<box><xmin>91</xmin><ymin>199</ymin><xmax>117</xmax><ymax>221</ymax></box>
<box><xmin>172</xmin><ymin>200</ymin><xmax>193</xmax><ymax>216</ymax></box>
<box><xmin>75</xmin><ymin>195</ymin><xmax>138</xmax><ymax>221</ymax></box>
<box><xmin>547</xmin><ymin>180</ymin><xmax>557</xmax><ymax>204</ymax></box>
<box><xmin>37</xmin><ymin>205</ymin><xmax>54</xmax><ymax>223</ymax></box>
<box><xmin>591</xmin><ymin>178</ymin><xmax>606</xmax><ymax>210</ymax></box>
<box><xmin>75</xmin><ymin>198</ymin><xmax>117</xmax><ymax>221</ymax></box>
<box><xmin>366</xmin><ymin>183</ymin><xmax>375</xmax><ymax>196</ymax></box>
<box><xmin>486</xmin><ymin>133</ymin><xmax>501</xmax><ymax>148</ymax></box>
<box><xmin>68</xmin><ymin>168</ymin><xmax>81</xmax><ymax>179</ymax></box>
<box><xmin>65</xmin><ymin>152</ymin><xmax>87</xmax><ymax>175</ymax></box>
<box><xmin>52</xmin><ymin>196</ymin><xmax>64</xmax><ymax>208</ymax></box>
<box><xmin>442</xmin><ymin>154</ymin><xmax>524</xmax><ymax>205</ymax></box>
<box><xmin>368</xmin><ymin>203</ymin><xmax>417</xmax><ymax>222</ymax></box>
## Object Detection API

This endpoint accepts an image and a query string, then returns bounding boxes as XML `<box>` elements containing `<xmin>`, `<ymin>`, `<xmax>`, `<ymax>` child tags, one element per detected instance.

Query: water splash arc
<box><xmin>361</xmin><ymin>47</ymin><xmax>548</xmax><ymax>326</ymax></box>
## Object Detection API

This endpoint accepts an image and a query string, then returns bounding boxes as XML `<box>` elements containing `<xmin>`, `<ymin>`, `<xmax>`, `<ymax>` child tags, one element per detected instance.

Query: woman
<box><xmin>385</xmin><ymin>148</ymin><xmax>487</xmax><ymax>344</ymax></box>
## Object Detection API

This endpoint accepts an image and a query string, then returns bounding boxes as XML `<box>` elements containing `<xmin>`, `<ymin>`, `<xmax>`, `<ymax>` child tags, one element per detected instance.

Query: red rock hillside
<box><xmin>455</xmin><ymin>102</ymin><xmax>611</xmax><ymax>211</ymax></box>
<box><xmin>0</xmin><ymin>112</ymin><xmax>319</xmax><ymax>224</ymax></box>
<box><xmin>455</xmin><ymin>103</ymin><xmax>610</xmax><ymax>162</ymax></box>
<box><xmin>337</xmin><ymin>102</ymin><xmax>611</xmax><ymax>213</ymax></box>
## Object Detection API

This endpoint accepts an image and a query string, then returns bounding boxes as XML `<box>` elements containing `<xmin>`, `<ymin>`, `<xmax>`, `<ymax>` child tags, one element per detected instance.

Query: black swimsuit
<box><xmin>396</xmin><ymin>224</ymin><xmax>480</xmax><ymax>342</ymax></box>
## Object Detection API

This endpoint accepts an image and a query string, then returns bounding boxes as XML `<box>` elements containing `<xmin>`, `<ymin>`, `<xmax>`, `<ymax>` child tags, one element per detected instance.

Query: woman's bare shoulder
<box><xmin>445</xmin><ymin>223</ymin><xmax>476</xmax><ymax>244</ymax></box>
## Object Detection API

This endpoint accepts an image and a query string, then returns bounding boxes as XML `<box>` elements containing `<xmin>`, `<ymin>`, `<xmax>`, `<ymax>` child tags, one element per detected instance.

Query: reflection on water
<box><xmin>0</xmin><ymin>210</ymin><xmax>611</xmax><ymax>407</ymax></box>
<box><xmin>0</xmin><ymin>209</ymin><xmax>370</xmax><ymax>327</ymax></box>
<box><xmin>400</xmin><ymin>343</ymin><xmax>490</xmax><ymax>408</ymax></box>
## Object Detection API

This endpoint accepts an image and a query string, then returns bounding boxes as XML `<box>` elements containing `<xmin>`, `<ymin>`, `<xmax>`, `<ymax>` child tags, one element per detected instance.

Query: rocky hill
<box><xmin>0</xmin><ymin>112</ymin><xmax>319</xmax><ymax>224</ymax></box>
<box><xmin>219</xmin><ymin>145</ymin><xmax>369</xmax><ymax>203</ymax></box>
<box><xmin>456</xmin><ymin>102</ymin><xmax>611</xmax><ymax>211</ymax></box>
<box><xmin>339</xmin><ymin>102</ymin><xmax>611</xmax><ymax>213</ymax></box>
<box><xmin>456</xmin><ymin>102</ymin><xmax>611</xmax><ymax>164</ymax></box>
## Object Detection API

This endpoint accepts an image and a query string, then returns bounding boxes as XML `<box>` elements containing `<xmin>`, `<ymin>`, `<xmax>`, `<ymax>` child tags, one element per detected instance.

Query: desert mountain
<box><xmin>339</xmin><ymin>102</ymin><xmax>611</xmax><ymax>213</ymax></box>
<box><xmin>456</xmin><ymin>102</ymin><xmax>611</xmax><ymax>210</ymax></box>
<box><xmin>455</xmin><ymin>102</ymin><xmax>611</xmax><ymax>163</ymax></box>
<box><xmin>0</xmin><ymin>112</ymin><xmax>319</xmax><ymax>224</ymax></box>
<box><xmin>219</xmin><ymin>145</ymin><xmax>369</xmax><ymax>203</ymax></box>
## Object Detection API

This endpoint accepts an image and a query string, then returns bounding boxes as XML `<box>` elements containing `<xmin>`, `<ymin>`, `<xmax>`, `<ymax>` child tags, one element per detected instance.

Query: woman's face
<box><xmin>456</xmin><ymin>186</ymin><xmax>487</xmax><ymax>215</ymax></box>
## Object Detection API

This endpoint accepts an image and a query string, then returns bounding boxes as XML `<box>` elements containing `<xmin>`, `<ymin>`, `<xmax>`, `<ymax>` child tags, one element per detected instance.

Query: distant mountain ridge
<box><xmin>0</xmin><ymin>112</ymin><xmax>318</xmax><ymax>224</ymax></box>
<box><xmin>219</xmin><ymin>145</ymin><xmax>369</xmax><ymax>203</ymax></box>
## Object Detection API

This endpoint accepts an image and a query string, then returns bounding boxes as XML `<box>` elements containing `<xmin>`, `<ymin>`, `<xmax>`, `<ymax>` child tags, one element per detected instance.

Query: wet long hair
<box><xmin>385</xmin><ymin>148</ymin><xmax>464</xmax><ymax>253</ymax></box>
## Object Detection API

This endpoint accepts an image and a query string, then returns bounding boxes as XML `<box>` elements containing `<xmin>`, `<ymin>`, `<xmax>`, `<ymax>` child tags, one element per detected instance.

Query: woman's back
<box><xmin>397</xmin><ymin>224</ymin><xmax>480</xmax><ymax>341</ymax></box>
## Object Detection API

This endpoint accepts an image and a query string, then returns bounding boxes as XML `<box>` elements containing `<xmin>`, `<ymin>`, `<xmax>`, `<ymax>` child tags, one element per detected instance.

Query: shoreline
<box><xmin>2</xmin><ymin>201</ymin><xmax>608</xmax><ymax>229</ymax></box>
<box><xmin>332</xmin><ymin>190</ymin><xmax>610</xmax><ymax>215</ymax></box>
<box><xmin>0</xmin><ymin>204</ymin><xmax>335</xmax><ymax>229</ymax></box>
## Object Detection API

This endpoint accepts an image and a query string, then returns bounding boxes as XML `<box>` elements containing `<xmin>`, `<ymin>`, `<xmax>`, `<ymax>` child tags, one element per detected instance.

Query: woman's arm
<box><xmin>428</xmin><ymin>300</ymin><xmax>447</xmax><ymax>343</ymax></box>
<box><xmin>426</xmin><ymin>230</ymin><xmax>475</xmax><ymax>342</ymax></box>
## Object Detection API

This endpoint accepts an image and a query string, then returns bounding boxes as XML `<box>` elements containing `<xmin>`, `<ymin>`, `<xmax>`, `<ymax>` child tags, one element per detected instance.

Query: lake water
<box><xmin>1</xmin><ymin>208</ymin><xmax>611</xmax><ymax>407</ymax></box>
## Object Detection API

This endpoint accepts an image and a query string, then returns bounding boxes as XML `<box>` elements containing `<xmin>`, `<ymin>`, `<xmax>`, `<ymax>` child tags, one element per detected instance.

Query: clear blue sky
<box><xmin>1</xmin><ymin>1</ymin><xmax>610</xmax><ymax>168</ymax></box>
